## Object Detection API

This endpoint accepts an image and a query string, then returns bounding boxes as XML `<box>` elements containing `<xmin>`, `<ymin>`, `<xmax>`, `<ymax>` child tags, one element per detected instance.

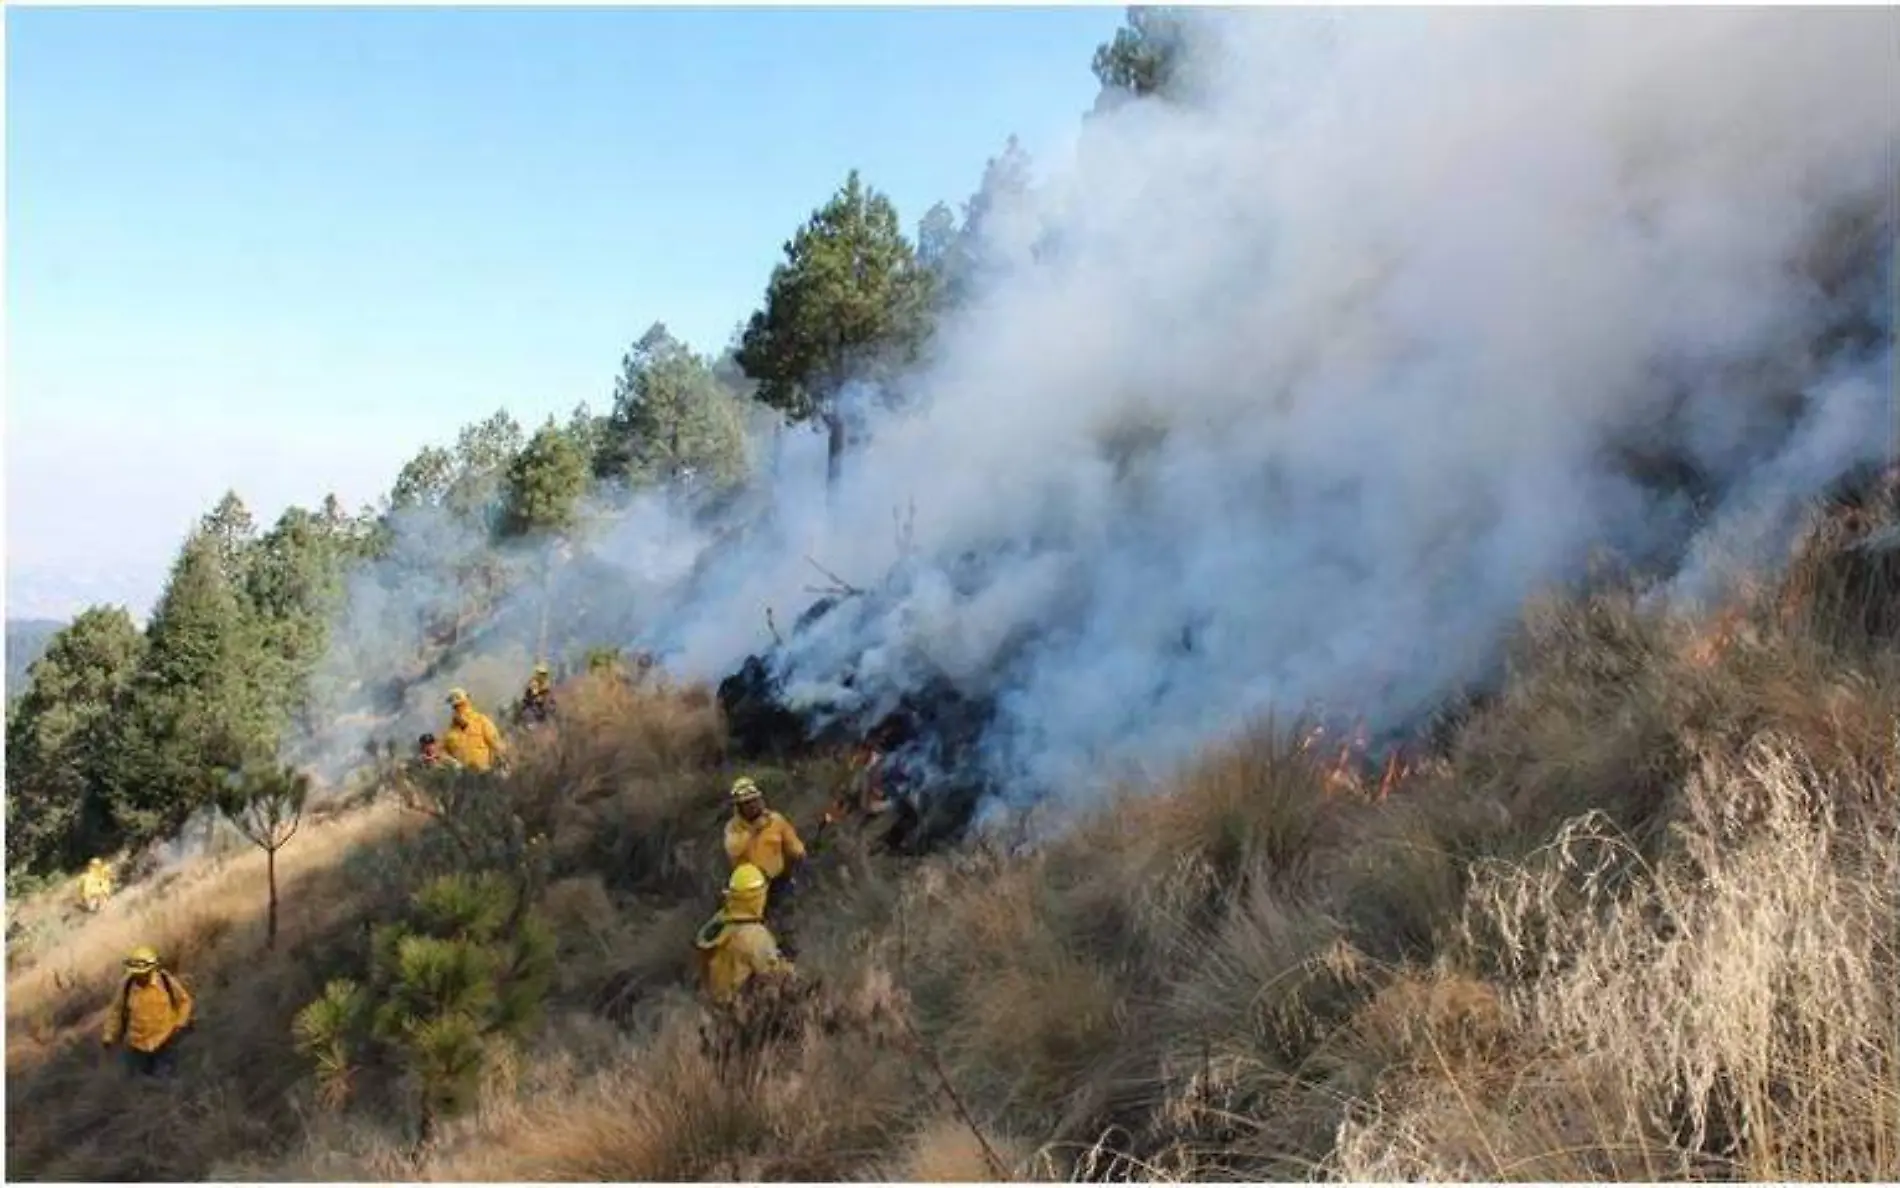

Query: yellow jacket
<box><xmin>443</xmin><ymin>709</ymin><xmax>505</xmax><ymax>772</ymax></box>
<box><xmin>103</xmin><ymin>971</ymin><xmax>194</xmax><ymax>1053</ymax></box>
<box><xmin>723</xmin><ymin>811</ymin><xmax>806</xmax><ymax>881</ymax></box>
<box><xmin>694</xmin><ymin>913</ymin><xmax>791</xmax><ymax>1005</ymax></box>
<box><xmin>79</xmin><ymin>864</ymin><xmax>114</xmax><ymax>903</ymax></box>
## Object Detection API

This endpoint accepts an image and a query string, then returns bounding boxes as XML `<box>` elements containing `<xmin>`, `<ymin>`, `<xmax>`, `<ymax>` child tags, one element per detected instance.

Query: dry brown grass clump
<box><xmin>892</xmin><ymin>1113</ymin><xmax>1040</xmax><ymax>1181</ymax></box>
<box><xmin>302</xmin><ymin>970</ymin><xmax>922</xmax><ymax>1182</ymax></box>
<box><xmin>1333</xmin><ymin>735</ymin><xmax>1899</xmax><ymax>1181</ymax></box>
<box><xmin>876</xmin><ymin>727</ymin><xmax>1391</xmax><ymax>1174</ymax></box>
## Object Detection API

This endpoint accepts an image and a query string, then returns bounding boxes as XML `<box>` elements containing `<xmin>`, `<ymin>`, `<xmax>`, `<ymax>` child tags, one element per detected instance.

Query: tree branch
<box><xmin>804</xmin><ymin>556</ymin><xmax>864</xmax><ymax>596</ymax></box>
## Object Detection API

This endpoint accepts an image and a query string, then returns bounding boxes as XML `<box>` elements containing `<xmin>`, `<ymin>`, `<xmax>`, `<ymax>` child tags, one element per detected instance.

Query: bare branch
<box><xmin>900</xmin><ymin>1006</ymin><xmax>1011</xmax><ymax>1180</ymax></box>
<box><xmin>803</xmin><ymin>555</ymin><xmax>864</xmax><ymax>596</ymax></box>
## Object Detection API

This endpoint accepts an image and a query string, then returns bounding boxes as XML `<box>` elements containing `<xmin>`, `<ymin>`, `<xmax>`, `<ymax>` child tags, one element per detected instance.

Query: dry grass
<box><xmin>248</xmin><ymin>972</ymin><xmax>921</xmax><ymax>1182</ymax></box>
<box><xmin>4</xmin><ymin>800</ymin><xmax>419</xmax><ymax>1180</ymax></box>
<box><xmin>6</xmin><ymin>800</ymin><xmax>410</xmax><ymax>1042</ymax></box>
<box><xmin>1</xmin><ymin>671</ymin><xmax>878</xmax><ymax>1181</ymax></box>
<box><xmin>894</xmin><ymin>1114</ymin><xmax>1039</xmax><ymax>1181</ymax></box>
<box><xmin>11</xmin><ymin>485</ymin><xmax>1897</xmax><ymax>1182</ymax></box>
<box><xmin>1333</xmin><ymin>736</ymin><xmax>1899</xmax><ymax>1180</ymax></box>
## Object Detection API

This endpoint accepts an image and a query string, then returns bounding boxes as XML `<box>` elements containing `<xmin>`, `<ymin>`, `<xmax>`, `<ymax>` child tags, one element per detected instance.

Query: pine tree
<box><xmin>246</xmin><ymin>505</ymin><xmax>354</xmax><ymax>739</ymax></box>
<box><xmin>292</xmin><ymin>871</ymin><xmax>556</xmax><ymax>1142</ymax></box>
<box><xmin>737</xmin><ymin>171</ymin><xmax>935</xmax><ymax>493</ymax></box>
<box><xmin>3</xmin><ymin>606</ymin><xmax>145</xmax><ymax>873</ymax></box>
<box><xmin>380</xmin><ymin>411</ymin><xmax>530</xmax><ymax>651</ymax></box>
<box><xmin>596</xmin><ymin>323</ymin><xmax>750</xmax><ymax>496</ymax></box>
<box><xmin>110</xmin><ymin>532</ymin><xmax>267</xmax><ymax>842</ymax></box>
<box><xmin>1091</xmin><ymin>6</ymin><xmax>1190</xmax><ymax>105</ymax></box>
<box><xmin>201</xmin><ymin>490</ymin><xmax>259</xmax><ymax>587</ymax></box>
<box><xmin>215</xmin><ymin>763</ymin><xmax>310</xmax><ymax>950</ymax></box>
<box><xmin>448</xmin><ymin>411</ymin><xmax>526</xmax><ymax>530</ymax></box>
<box><xmin>937</xmin><ymin>136</ymin><xmax>1036</xmax><ymax>309</ymax></box>
<box><xmin>499</xmin><ymin>419</ymin><xmax>591</xmax><ymax>540</ymax></box>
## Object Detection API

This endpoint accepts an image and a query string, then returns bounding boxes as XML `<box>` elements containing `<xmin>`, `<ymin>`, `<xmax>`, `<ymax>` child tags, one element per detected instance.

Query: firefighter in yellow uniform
<box><xmin>416</xmin><ymin>732</ymin><xmax>461</xmax><ymax>770</ymax></box>
<box><xmin>102</xmin><ymin>945</ymin><xmax>194</xmax><ymax>1079</ymax></box>
<box><xmin>442</xmin><ymin>688</ymin><xmax>506</xmax><ymax>773</ymax></box>
<box><xmin>722</xmin><ymin>776</ymin><xmax>807</xmax><ymax>957</ymax></box>
<box><xmin>78</xmin><ymin>857</ymin><xmax>115</xmax><ymax>913</ymax></box>
<box><xmin>516</xmin><ymin>662</ymin><xmax>557</xmax><ymax>728</ymax></box>
<box><xmin>694</xmin><ymin>863</ymin><xmax>792</xmax><ymax>1006</ymax></box>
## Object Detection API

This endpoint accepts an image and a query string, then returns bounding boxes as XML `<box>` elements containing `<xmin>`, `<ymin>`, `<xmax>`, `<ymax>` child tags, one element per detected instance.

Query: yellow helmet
<box><xmin>89</xmin><ymin>857</ymin><xmax>106</xmax><ymax>869</ymax></box>
<box><xmin>124</xmin><ymin>945</ymin><xmax>159</xmax><ymax>972</ymax></box>
<box><xmin>533</xmin><ymin>662</ymin><xmax>550</xmax><ymax>677</ymax></box>
<box><xmin>447</xmin><ymin>688</ymin><xmax>470</xmax><ymax>707</ymax></box>
<box><xmin>728</xmin><ymin>863</ymin><xmax>768</xmax><ymax>895</ymax></box>
<box><xmin>729</xmin><ymin>776</ymin><xmax>763</xmax><ymax>803</ymax></box>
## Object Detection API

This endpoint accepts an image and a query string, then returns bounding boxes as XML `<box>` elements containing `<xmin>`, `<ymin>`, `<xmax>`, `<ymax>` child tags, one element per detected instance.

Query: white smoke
<box><xmin>289</xmin><ymin>486</ymin><xmax>711</xmax><ymax>784</ymax></box>
<box><xmin>283</xmin><ymin>10</ymin><xmax>1893</xmax><ymax>824</ymax></box>
<box><xmin>595</xmin><ymin>8</ymin><xmax>1896</xmax><ymax>816</ymax></box>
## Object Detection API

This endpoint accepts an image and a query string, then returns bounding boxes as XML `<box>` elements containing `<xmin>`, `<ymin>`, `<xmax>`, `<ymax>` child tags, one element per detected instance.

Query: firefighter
<box><xmin>78</xmin><ymin>857</ymin><xmax>115</xmax><ymax>913</ymax></box>
<box><xmin>442</xmin><ymin>688</ymin><xmax>506</xmax><ymax>773</ymax></box>
<box><xmin>723</xmin><ymin>776</ymin><xmax>807</xmax><ymax>959</ymax></box>
<box><xmin>516</xmin><ymin>663</ymin><xmax>557</xmax><ymax>728</ymax></box>
<box><xmin>101</xmin><ymin>946</ymin><xmax>194</xmax><ymax>1079</ymax></box>
<box><xmin>416</xmin><ymin>732</ymin><xmax>461</xmax><ymax>769</ymax></box>
<box><xmin>694</xmin><ymin>863</ymin><xmax>792</xmax><ymax>1006</ymax></box>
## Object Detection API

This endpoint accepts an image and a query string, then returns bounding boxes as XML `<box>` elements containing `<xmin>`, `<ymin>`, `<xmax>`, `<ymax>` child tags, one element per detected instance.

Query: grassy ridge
<box><xmin>6</xmin><ymin>487</ymin><xmax>1896</xmax><ymax>1182</ymax></box>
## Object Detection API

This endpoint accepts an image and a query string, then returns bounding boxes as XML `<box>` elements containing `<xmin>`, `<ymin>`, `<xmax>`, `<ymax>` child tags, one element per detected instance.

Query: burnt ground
<box><xmin>716</xmin><ymin>594</ymin><xmax>999</xmax><ymax>855</ymax></box>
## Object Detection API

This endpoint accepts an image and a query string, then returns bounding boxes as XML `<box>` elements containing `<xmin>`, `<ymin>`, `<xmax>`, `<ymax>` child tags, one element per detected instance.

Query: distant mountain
<box><xmin>7</xmin><ymin>619</ymin><xmax>65</xmax><ymax>701</ymax></box>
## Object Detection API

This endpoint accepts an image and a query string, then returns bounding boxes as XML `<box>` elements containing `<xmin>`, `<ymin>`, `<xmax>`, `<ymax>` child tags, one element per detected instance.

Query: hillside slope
<box><xmin>5</xmin><ymin>482</ymin><xmax>1896</xmax><ymax>1182</ymax></box>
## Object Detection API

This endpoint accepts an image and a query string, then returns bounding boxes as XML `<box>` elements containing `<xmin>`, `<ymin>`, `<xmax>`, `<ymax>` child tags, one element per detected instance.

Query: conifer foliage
<box><xmin>292</xmin><ymin>871</ymin><xmax>556</xmax><ymax>1143</ymax></box>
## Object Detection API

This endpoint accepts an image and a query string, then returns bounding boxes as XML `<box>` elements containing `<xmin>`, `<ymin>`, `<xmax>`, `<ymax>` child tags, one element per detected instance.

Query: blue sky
<box><xmin>5</xmin><ymin>5</ymin><xmax>1122</xmax><ymax>624</ymax></box>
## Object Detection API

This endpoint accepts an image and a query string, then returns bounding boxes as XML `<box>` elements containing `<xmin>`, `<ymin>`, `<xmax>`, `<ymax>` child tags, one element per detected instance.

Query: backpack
<box><xmin>117</xmin><ymin>970</ymin><xmax>185</xmax><ymax>1040</ymax></box>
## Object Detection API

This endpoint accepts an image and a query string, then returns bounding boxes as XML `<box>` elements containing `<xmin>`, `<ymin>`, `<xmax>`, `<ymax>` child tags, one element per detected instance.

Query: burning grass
<box><xmin>9</xmin><ymin>491</ymin><xmax>1898</xmax><ymax>1182</ymax></box>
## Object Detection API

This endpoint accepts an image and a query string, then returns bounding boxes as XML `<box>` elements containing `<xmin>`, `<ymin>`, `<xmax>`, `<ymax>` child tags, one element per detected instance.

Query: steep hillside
<box><xmin>6</xmin><ymin>481</ymin><xmax>1894</xmax><ymax>1182</ymax></box>
<box><xmin>6</xmin><ymin>10</ymin><xmax>1893</xmax><ymax>1181</ymax></box>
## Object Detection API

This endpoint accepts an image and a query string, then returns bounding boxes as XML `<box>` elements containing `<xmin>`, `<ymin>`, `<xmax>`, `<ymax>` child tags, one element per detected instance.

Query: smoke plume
<box><xmin>295</xmin><ymin>10</ymin><xmax>1894</xmax><ymax>826</ymax></box>
<box><xmin>619</xmin><ymin>9</ymin><xmax>1896</xmax><ymax>816</ymax></box>
<box><xmin>290</xmin><ymin>492</ymin><xmax>692</xmax><ymax>784</ymax></box>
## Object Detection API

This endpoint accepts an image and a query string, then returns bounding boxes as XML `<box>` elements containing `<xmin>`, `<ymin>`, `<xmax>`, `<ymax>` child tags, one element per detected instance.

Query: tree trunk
<box><xmin>415</xmin><ymin>1096</ymin><xmax>438</xmax><ymax>1158</ymax></box>
<box><xmin>266</xmin><ymin>845</ymin><xmax>279</xmax><ymax>950</ymax></box>
<box><xmin>824</xmin><ymin>412</ymin><xmax>845</xmax><ymax>503</ymax></box>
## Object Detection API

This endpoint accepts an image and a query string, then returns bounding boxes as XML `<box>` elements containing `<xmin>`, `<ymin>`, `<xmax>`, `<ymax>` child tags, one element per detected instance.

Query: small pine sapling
<box><xmin>294</xmin><ymin>871</ymin><xmax>557</xmax><ymax>1145</ymax></box>
<box><xmin>215</xmin><ymin>763</ymin><xmax>310</xmax><ymax>950</ymax></box>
